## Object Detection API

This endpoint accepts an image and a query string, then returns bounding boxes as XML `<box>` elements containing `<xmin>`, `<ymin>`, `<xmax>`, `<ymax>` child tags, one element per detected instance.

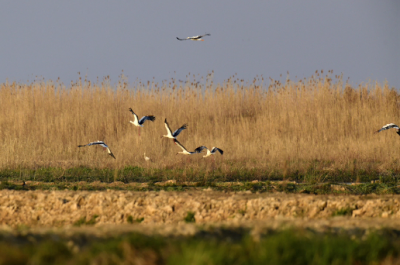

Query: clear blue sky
<box><xmin>0</xmin><ymin>1</ymin><xmax>399</xmax><ymax>87</ymax></box>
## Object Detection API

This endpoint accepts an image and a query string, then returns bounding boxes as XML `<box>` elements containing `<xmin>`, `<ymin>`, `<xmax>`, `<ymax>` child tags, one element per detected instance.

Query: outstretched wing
<box><xmin>98</xmin><ymin>142</ymin><xmax>109</xmax><ymax>149</ymax></box>
<box><xmin>172</xmin><ymin>124</ymin><xmax>188</xmax><ymax>137</ymax></box>
<box><xmin>176</xmin><ymin>37</ymin><xmax>188</xmax><ymax>41</ymax></box>
<box><xmin>139</xmin><ymin>115</ymin><xmax>156</xmax><ymax>125</ymax></box>
<box><xmin>211</xmin><ymin>147</ymin><xmax>223</xmax><ymax>155</ymax></box>
<box><xmin>375</xmin><ymin>123</ymin><xmax>400</xmax><ymax>134</ymax></box>
<box><xmin>128</xmin><ymin>108</ymin><xmax>139</xmax><ymax>124</ymax></box>
<box><xmin>107</xmin><ymin>148</ymin><xmax>116</xmax><ymax>159</ymax></box>
<box><xmin>194</xmin><ymin>146</ymin><xmax>207</xmax><ymax>153</ymax></box>
<box><xmin>190</xmin><ymin>33</ymin><xmax>210</xmax><ymax>40</ymax></box>
<box><xmin>78</xmin><ymin>141</ymin><xmax>106</xmax><ymax>147</ymax></box>
<box><xmin>164</xmin><ymin>119</ymin><xmax>173</xmax><ymax>136</ymax></box>
<box><xmin>96</xmin><ymin>142</ymin><xmax>116</xmax><ymax>159</ymax></box>
<box><xmin>173</xmin><ymin>139</ymin><xmax>188</xmax><ymax>152</ymax></box>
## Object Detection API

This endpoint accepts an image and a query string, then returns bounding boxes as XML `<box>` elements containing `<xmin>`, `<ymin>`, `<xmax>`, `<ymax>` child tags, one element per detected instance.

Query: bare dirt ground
<box><xmin>1</xmin><ymin>189</ymin><xmax>400</xmax><ymax>232</ymax></box>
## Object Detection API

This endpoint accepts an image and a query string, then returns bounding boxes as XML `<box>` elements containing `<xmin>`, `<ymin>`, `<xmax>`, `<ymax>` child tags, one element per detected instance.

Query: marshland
<box><xmin>2</xmin><ymin>72</ymin><xmax>400</xmax><ymax>264</ymax></box>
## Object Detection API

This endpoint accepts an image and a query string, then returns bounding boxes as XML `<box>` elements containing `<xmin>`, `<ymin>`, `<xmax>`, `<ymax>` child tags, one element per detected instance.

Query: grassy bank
<box><xmin>0</xmin><ymin>228</ymin><xmax>398</xmax><ymax>265</ymax></box>
<box><xmin>0</xmin><ymin>164</ymin><xmax>389</xmax><ymax>184</ymax></box>
<box><xmin>1</xmin><ymin>166</ymin><xmax>400</xmax><ymax>195</ymax></box>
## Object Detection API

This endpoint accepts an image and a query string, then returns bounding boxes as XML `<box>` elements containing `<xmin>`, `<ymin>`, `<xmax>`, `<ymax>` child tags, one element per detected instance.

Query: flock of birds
<box><xmin>76</xmin><ymin>33</ymin><xmax>399</xmax><ymax>163</ymax></box>
<box><xmin>77</xmin><ymin>114</ymin><xmax>397</xmax><ymax>162</ymax></box>
<box><xmin>78</xmin><ymin>33</ymin><xmax>216</xmax><ymax>162</ymax></box>
<box><xmin>78</xmin><ymin>108</ymin><xmax>223</xmax><ymax>161</ymax></box>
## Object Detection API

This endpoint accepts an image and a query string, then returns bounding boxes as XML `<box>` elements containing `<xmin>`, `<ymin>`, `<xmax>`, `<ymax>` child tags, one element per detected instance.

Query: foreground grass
<box><xmin>0</xmin><ymin>228</ymin><xmax>398</xmax><ymax>265</ymax></box>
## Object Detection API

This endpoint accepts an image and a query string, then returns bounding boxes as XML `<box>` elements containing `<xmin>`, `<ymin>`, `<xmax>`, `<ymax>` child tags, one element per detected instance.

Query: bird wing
<box><xmin>174</xmin><ymin>139</ymin><xmax>188</xmax><ymax>152</ymax></box>
<box><xmin>211</xmin><ymin>147</ymin><xmax>224</xmax><ymax>155</ymax></box>
<box><xmin>176</xmin><ymin>37</ymin><xmax>188</xmax><ymax>41</ymax></box>
<box><xmin>99</xmin><ymin>144</ymin><xmax>116</xmax><ymax>159</ymax></box>
<box><xmin>191</xmin><ymin>34</ymin><xmax>210</xmax><ymax>39</ymax></box>
<box><xmin>129</xmin><ymin>108</ymin><xmax>139</xmax><ymax>124</ymax></box>
<box><xmin>139</xmin><ymin>115</ymin><xmax>156</xmax><ymax>125</ymax></box>
<box><xmin>83</xmin><ymin>141</ymin><xmax>106</xmax><ymax>147</ymax></box>
<box><xmin>164</xmin><ymin>119</ymin><xmax>173</xmax><ymax>136</ymax></box>
<box><xmin>78</xmin><ymin>141</ymin><xmax>99</xmax><ymax>147</ymax></box>
<box><xmin>98</xmin><ymin>143</ymin><xmax>109</xmax><ymax>148</ymax></box>
<box><xmin>376</xmin><ymin>123</ymin><xmax>400</xmax><ymax>133</ymax></box>
<box><xmin>172</xmin><ymin>124</ymin><xmax>188</xmax><ymax>137</ymax></box>
<box><xmin>194</xmin><ymin>146</ymin><xmax>207</xmax><ymax>153</ymax></box>
<box><xmin>107</xmin><ymin>148</ymin><xmax>116</xmax><ymax>159</ymax></box>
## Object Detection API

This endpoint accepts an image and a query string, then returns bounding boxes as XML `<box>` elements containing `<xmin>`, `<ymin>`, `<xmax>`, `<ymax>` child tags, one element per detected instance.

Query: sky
<box><xmin>0</xmin><ymin>1</ymin><xmax>399</xmax><ymax>87</ymax></box>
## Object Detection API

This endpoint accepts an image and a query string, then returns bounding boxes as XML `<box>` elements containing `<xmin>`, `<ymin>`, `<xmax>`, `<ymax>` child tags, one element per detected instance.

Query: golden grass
<box><xmin>0</xmin><ymin>71</ymin><xmax>399</xmax><ymax>176</ymax></box>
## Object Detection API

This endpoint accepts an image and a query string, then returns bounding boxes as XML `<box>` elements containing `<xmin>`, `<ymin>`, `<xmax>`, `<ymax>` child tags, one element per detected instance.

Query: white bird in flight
<box><xmin>375</xmin><ymin>123</ymin><xmax>400</xmax><ymax>136</ymax></box>
<box><xmin>174</xmin><ymin>139</ymin><xmax>205</xmax><ymax>155</ymax></box>
<box><xmin>78</xmin><ymin>141</ymin><xmax>116</xmax><ymax>159</ymax></box>
<box><xmin>176</xmin><ymin>33</ymin><xmax>210</xmax><ymax>41</ymax></box>
<box><xmin>129</xmin><ymin>108</ymin><xmax>155</xmax><ymax>136</ymax></box>
<box><xmin>203</xmin><ymin>147</ymin><xmax>224</xmax><ymax>158</ymax></box>
<box><xmin>161</xmin><ymin>119</ymin><xmax>188</xmax><ymax>143</ymax></box>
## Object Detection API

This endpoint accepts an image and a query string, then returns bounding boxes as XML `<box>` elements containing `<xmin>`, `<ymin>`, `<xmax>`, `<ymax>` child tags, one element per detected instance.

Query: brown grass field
<box><xmin>0</xmin><ymin>71</ymin><xmax>399</xmax><ymax>178</ymax></box>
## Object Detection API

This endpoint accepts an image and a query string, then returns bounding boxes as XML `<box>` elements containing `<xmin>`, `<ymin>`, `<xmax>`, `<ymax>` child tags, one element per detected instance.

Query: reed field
<box><xmin>1</xmin><ymin>71</ymin><xmax>400</xmax><ymax>183</ymax></box>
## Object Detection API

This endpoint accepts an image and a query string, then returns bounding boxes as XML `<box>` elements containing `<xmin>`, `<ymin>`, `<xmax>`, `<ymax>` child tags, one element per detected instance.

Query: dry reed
<box><xmin>0</xmin><ymin>71</ymin><xmax>399</xmax><ymax>177</ymax></box>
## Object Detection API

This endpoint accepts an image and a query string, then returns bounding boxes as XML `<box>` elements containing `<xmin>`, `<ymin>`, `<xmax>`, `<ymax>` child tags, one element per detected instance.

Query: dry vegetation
<box><xmin>2</xmin><ymin>189</ymin><xmax>400</xmax><ymax>227</ymax></box>
<box><xmin>0</xmin><ymin>71</ymin><xmax>399</xmax><ymax>178</ymax></box>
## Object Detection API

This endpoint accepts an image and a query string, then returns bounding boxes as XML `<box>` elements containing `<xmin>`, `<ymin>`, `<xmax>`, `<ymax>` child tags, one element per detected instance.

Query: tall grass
<box><xmin>0</xmin><ymin>71</ymin><xmax>399</xmax><ymax>179</ymax></box>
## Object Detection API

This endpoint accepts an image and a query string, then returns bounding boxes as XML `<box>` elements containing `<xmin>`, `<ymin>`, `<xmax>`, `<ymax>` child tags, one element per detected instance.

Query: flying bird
<box><xmin>161</xmin><ymin>119</ymin><xmax>188</xmax><ymax>143</ymax></box>
<box><xmin>375</xmin><ymin>123</ymin><xmax>400</xmax><ymax>136</ymax></box>
<box><xmin>174</xmin><ymin>139</ymin><xmax>205</xmax><ymax>155</ymax></box>
<box><xmin>203</xmin><ymin>147</ymin><xmax>224</xmax><ymax>158</ymax></box>
<box><xmin>176</xmin><ymin>33</ymin><xmax>210</xmax><ymax>41</ymax></box>
<box><xmin>129</xmin><ymin>108</ymin><xmax>155</xmax><ymax>136</ymax></box>
<box><xmin>78</xmin><ymin>141</ymin><xmax>116</xmax><ymax>159</ymax></box>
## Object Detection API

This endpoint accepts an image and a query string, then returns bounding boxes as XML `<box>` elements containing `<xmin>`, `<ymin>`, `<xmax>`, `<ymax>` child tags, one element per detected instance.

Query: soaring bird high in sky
<box><xmin>176</xmin><ymin>33</ymin><xmax>210</xmax><ymax>41</ymax></box>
